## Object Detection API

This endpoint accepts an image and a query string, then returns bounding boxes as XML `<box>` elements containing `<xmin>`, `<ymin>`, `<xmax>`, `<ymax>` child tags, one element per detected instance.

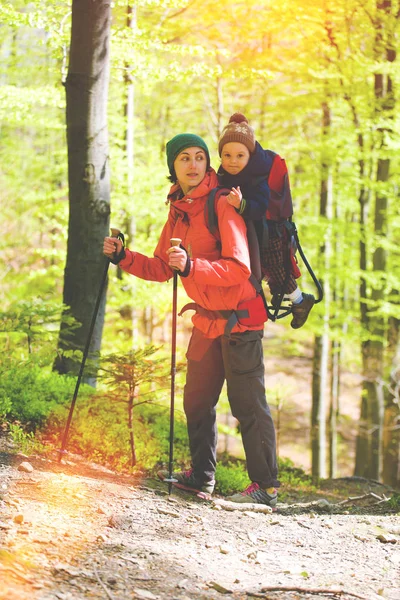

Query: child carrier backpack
<box><xmin>205</xmin><ymin>153</ymin><xmax>323</xmax><ymax>321</ymax></box>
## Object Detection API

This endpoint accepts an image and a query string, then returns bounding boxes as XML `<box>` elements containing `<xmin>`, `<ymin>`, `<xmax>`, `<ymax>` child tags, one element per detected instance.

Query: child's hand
<box><xmin>226</xmin><ymin>186</ymin><xmax>242</xmax><ymax>209</ymax></box>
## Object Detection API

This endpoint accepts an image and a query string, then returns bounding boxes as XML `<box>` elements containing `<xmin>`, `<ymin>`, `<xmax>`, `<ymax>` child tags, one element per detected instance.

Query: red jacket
<box><xmin>119</xmin><ymin>169</ymin><xmax>259</xmax><ymax>338</ymax></box>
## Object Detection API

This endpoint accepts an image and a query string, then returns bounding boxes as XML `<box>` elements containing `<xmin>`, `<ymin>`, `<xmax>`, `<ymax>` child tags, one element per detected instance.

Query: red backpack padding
<box><xmin>264</xmin><ymin>154</ymin><xmax>293</xmax><ymax>221</ymax></box>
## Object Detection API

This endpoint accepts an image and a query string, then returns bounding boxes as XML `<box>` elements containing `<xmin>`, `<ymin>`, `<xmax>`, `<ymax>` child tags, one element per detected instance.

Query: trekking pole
<box><xmin>163</xmin><ymin>237</ymin><xmax>181</xmax><ymax>495</ymax></box>
<box><xmin>57</xmin><ymin>228</ymin><xmax>122</xmax><ymax>463</ymax></box>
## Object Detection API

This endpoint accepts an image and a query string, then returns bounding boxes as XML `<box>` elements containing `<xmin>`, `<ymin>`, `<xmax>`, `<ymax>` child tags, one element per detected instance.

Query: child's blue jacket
<box><xmin>217</xmin><ymin>141</ymin><xmax>275</xmax><ymax>221</ymax></box>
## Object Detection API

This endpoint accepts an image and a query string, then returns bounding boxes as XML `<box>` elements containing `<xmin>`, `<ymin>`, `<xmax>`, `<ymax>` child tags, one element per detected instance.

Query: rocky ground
<box><xmin>0</xmin><ymin>444</ymin><xmax>399</xmax><ymax>600</ymax></box>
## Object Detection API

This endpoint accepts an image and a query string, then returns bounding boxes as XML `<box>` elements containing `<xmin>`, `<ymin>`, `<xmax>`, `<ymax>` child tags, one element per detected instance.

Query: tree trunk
<box><xmin>124</xmin><ymin>2</ymin><xmax>139</xmax><ymax>344</ymax></box>
<box><xmin>356</xmin><ymin>0</ymin><xmax>395</xmax><ymax>479</ymax></box>
<box><xmin>128</xmin><ymin>390</ymin><xmax>137</xmax><ymax>467</ymax></box>
<box><xmin>55</xmin><ymin>0</ymin><xmax>112</xmax><ymax>379</ymax></box>
<box><xmin>355</xmin><ymin>184</ymin><xmax>370</xmax><ymax>476</ymax></box>
<box><xmin>311</xmin><ymin>101</ymin><xmax>332</xmax><ymax>482</ymax></box>
<box><xmin>328</xmin><ymin>339</ymin><xmax>340</xmax><ymax>479</ymax></box>
<box><xmin>383</xmin><ymin>311</ymin><xmax>400</xmax><ymax>486</ymax></box>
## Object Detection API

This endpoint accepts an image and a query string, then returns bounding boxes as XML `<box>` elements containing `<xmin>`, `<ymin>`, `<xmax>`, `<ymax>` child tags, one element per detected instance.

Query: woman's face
<box><xmin>173</xmin><ymin>147</ymin><xmax>208</xmax><ymax>194</ymax></box>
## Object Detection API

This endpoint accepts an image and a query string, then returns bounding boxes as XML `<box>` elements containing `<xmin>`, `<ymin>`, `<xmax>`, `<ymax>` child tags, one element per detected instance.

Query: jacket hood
<box><xmin>168</xmin><ymin>168</ymin><xmax>219</xmax><ymax>219</ymax></box>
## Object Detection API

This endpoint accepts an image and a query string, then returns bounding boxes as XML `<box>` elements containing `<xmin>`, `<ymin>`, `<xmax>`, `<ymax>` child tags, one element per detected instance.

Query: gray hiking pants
<box><xmin>183</xmin><ymin>327</ymin><xmax>279</xmax><ymax>489</ymax></box>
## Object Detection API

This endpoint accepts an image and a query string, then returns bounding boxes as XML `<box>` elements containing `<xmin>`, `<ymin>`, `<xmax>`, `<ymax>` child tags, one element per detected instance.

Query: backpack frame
<box><xmin>205</xmin><ymin>185</ymin><xmax>323</xmax><ymax>322</ymax></box>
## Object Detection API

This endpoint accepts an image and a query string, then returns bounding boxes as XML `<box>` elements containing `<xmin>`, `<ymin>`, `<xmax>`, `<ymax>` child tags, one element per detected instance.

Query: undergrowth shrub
<box><xmin>0</xmin><ymin>362</ymin><xmax>92</xmax><ymax>430</ymax></box>
<box><xmin>60</xmin><ymin>395</ymin><xmax>190</xmax><ymax>471</ymax></box>
<box><xmin>214</xmin><ymin>455</ymin><xmax>314</xmax><ymax>495</ymax></box>
<box><xmin>215</xmin><ymin>460</ymin><xmax>250</xmax><ymax>495</ymax></box>
<box><xmin>388</xmin><ymin>492</ymin><xmax>400</xmax><ymax>511</ymax></box>
<box><xmin>8</xmin><ymin>423</ymin><xmax>42</xmax><ymax>455</ymax></box>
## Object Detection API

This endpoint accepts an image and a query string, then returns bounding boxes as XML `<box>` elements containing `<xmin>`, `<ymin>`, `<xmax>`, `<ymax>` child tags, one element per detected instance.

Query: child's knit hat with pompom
<box><xmin>218</xmin><ymin>113</ymin><xmax>256</xmax><ymax>156</ymax></box>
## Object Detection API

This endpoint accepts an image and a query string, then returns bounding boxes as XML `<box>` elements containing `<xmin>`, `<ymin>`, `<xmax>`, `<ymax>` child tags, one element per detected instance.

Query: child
<box><xmin>217</xmin><ymin>113</ymin><xmax>315</xmax><ymax>329</ymax></box>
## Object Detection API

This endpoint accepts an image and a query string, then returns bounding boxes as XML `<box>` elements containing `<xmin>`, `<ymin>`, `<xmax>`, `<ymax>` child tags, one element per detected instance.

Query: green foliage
<box><xmin>8</xmin><ymin>422</ymin><xmax>41</xmax><ymax>455</ymax></box>
<box><xmin>277</xmin><ymin>456</ymin><xmax>315</xmax><ymax>489</ymax></box>
<box><xmin>0</xmin><ymin>362</ymin><xmax>89</xmax><ymax>430</ymax></box>
<box><xmin>388</xmin><ymin>492</ymin><xmax>400</xmax><ymax>512</ymax></box>
<box><xmin>0</xmin><ymin>392</ymin><xmax>12</xmax><ymax>424</ymax></box>
<box><xmin>0</xmin><ymin>300</ymin><xmax>79</xmax><ymax>362</ymax></box>
<box><xmin>215</xmin><ymin>460</ymin><xmax>250</xmax><ymax>496</ymax></box>
<box><xmin>98</xmin><ymin>345</ymin><xmax>168</xmax><ymax>397</ymax></box>
<box><xmin>214</xmin><ymin>455</ymin><xmax>316</xmax><ymax>497</ymax></box>
<box><xmin>139</xmin><ymin>402</ymin><xmax>189</xmax><ymax>469</ymax></box>
<box><xmin>60</xmin><ymin>394</ymin><xmax>189</xmax><ymax>471</ymax></box>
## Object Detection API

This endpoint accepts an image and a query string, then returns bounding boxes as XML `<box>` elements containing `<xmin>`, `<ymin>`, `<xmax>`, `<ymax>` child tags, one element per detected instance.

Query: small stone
<box><xmin>209</xmin><ymin>581</ymin><xmax>232</xmax><ymax>594</ymax></box>
<box><xmin>219</xmin><ymin>545</ymin><xmax>231</xmax><ymax>554</ymax></box>
<box><xmin>33</xmin><ymin>537</ymin><xmax>51</xmax><ymax>544</ymax></box>
<box><xmin>5</xmin><ymin>499</ymin><xmax>19</xmax><ymax>508</ymax></box>
<box><xmin>18</xmin><ymin>462</ymin><xmax>34</xmax><ymax>473</ymax></box>
<box><xmin>157</xmin><ymin>508</ymin><xmax>179</xmax><ymax>518</ymax></box>
<box><xmin>377</xmin><ymin>534</ymin><xmax>398</xmax><ymax>544</ymax></box>
<box><xmin>316</xmin><ymin>499</ymin><xmax>330</xmax><ymax>507</ymax></box>
<box><xmin>107</xmin><ymin>514</ymin><xmax>123</xmax><ymax>528</ymax></box>
<box><xmin>166</xmin><ymin>496</ymin><xmax>178</xmax><ymax>503</ymax></box>
<box><xmin>13</xmin><ymin>514</ymin><xmax>24</xmax><ymax>524</ymax></box>
<box><xmin>132</xmin><ymin>589</ymin><xmax>158</xmax><ymax>600</ymax></box>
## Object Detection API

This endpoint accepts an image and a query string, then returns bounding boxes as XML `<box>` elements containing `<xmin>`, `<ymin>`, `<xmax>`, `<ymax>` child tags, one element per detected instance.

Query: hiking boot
<box><xmin>226</xmin><ymin>482</ymin><xmax>277</xmax><ymax>507</ymax></box>
<box><xmin>291</xmin><ymin>293</ymin><xmax>315</xmax><ymax>329</ymax></box>
<box><xmin>157</xmin><ymin>468</ymin><xmax>215</xmax><ymax>495</ymax></box>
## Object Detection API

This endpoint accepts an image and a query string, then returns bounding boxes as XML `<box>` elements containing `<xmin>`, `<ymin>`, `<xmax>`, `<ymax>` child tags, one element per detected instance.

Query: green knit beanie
<box><xmin>166</xmin><ymin>133</ymin><xmax>210</xmax><ymax>178</ymax></box>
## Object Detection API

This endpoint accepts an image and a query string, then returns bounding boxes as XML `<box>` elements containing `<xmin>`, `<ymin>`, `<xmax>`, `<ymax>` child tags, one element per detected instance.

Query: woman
<box><xmin>103</xmin><ymin>133</ymin><xmax>280</xmax><ymax>506</ymax></box>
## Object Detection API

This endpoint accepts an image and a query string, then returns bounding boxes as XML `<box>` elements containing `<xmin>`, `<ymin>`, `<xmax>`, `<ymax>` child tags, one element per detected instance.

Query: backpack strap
<box><xmin>205</xmin><ymin>187</ymin><xmax>263</xmax><ymax>284</ymax></box>
<box><xmin>179</xmin><ymin>303</ymin><xmax>251</xmax><ymax>337</ymax></box>
<box><xmin>205</xmin><ymin>186</ymin><xmax>224</xmax><ymax>239</ymax></box>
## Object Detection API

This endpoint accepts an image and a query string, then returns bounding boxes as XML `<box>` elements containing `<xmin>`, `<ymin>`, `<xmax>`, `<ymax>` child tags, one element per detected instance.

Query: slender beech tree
<box><xmin>356</xmin><ymin>0</ymin><xmax>397</xmax><ymax>479</ymax></box>
<box><xmin>55</xmin><ymin>0</ymin><xmax>112</xmax><ymax>378</ymax></box>
<box><xmin>311</xmin><ymin>101</ymin><xmax>332</xmax><ymax>482</ymax></box>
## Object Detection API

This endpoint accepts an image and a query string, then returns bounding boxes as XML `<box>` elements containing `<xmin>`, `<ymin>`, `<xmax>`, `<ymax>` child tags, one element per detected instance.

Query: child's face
<box><xmin>221</xmin><ymin>142</ymin><xmax>250</xmax><ymax>175</ymax></box>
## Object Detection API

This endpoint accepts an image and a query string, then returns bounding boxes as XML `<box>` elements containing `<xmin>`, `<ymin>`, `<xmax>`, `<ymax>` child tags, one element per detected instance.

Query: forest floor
<box><xmin>1</xmin><ymin>439</ymin><xmax>399</xmax><ymax>600</ymax></box>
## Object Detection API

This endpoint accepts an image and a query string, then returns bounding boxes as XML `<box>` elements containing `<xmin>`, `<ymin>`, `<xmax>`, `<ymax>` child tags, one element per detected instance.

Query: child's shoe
<box><xmin>291</xmin><ymin>293</ymin><xmax>315</xmax><ymax>329</ymax></box>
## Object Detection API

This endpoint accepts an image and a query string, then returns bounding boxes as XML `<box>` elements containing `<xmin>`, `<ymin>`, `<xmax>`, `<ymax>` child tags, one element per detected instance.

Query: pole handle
<box><xmin>110</xmin><ymin>227</ymin><xmax>121</xmax><ymax>238</ymax></box>
<box><xmin>170</xmin><ymin>238</ymin><xmax>182</xmax><ymax>272</ymax></box>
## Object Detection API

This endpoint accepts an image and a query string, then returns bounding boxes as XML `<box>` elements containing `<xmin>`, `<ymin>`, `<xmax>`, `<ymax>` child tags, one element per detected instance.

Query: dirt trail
<box><xmin>1</xmin><ymin>450</ymin><xmax>399</xmax><ymax>600</ymax></box>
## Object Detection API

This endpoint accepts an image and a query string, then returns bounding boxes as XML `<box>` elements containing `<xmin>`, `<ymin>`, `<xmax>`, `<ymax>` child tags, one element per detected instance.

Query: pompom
<box><xmin>229</xmin><ymin>112</ymin><xmax>248</xmax><ymax>124</ymax></box>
